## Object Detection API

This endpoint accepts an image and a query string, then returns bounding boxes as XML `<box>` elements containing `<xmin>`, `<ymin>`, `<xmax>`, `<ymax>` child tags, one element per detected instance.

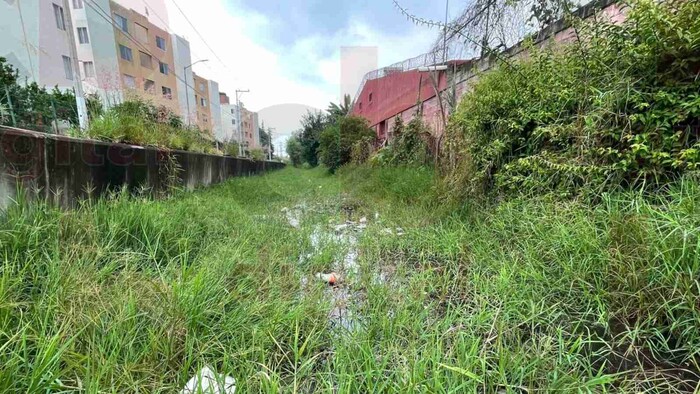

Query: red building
<box><xmin>351</xmin><ymin>64</ymin><xmax>456</xmax><ymax>143</ymax></box>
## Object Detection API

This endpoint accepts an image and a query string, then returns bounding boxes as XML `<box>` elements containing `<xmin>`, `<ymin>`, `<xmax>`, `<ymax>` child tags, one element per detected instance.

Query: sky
<box><xmin>164</xmin><ymin>0</ymin><xmax>467</xmax><ymax>132</ymax></box>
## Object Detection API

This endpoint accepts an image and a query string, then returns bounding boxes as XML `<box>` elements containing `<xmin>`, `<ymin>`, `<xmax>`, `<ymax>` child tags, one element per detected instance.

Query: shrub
<box><xmin>350</xmin><ymin>136</ymin><xmax>374</xmax><ymax>164</ymax></box>
<box><xmin>318</xmin><ymin>116</ymin><xmax>375</xmax><ymax>172</ymax></box>
<box><xmin>376</xmin><ymin>116</ymin><xmax>432</xmax><ymax>167</ymax></box>
<box><xmin>286</xmin><ymin>134</ymin><xmax>304</xmax><ymax>166</ymax></box>
<box><xmin>80</xmin><ymin>99</ymin><xmax>216</xmax><ymax>154</ymax></box>
<box><xmin>222</xmin><ymin>140</ymin><xmax>240</xmax><ymax>157</ymax></box>
<box><xmin>250</xmin><ymin>148</ymin><xmax>265</xmax><ymax>161</ymax></box>
<box><xmin>444</xmin><ymin>0</ymin><xmax>700</xmax><ymax>199</ymax></box>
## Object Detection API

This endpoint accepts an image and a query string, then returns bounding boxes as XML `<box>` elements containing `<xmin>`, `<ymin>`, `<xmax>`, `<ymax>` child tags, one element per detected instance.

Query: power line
<box><xmin>166</xmin><ymin>0</ymin><xmax>230</xmax><ymax>71</ymax></box>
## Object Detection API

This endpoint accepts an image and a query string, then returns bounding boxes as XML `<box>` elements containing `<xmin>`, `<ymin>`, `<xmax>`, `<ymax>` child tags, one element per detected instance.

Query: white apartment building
<box><xmin>207</xmin><ymin>79</ymin><xmax>222</xmax><ymax>140</ymax></box>
<box><xmin>0</xmin><ymin>1</ymin><xmax>77</xmax><ymax>91</ymax></box>
<box><xmin>171</xmin><ymin>34</ymin><xmax>196</xmax><ymax>125</ymax></box>
<box><xmin>69</xmin><ymin>0</ymin><xmax>123</xmax><ymax>106</ymax></box>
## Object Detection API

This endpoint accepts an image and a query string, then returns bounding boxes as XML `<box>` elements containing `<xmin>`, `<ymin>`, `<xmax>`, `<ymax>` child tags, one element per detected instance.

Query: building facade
<box><xmin>192</xmin><ymin>72</ymin><xmax>212</xmax><ymax>132</ymax></box>
<box><xmin>0</xmin><ymin>1</ymin><xmax>76</xmax><ymax>91</ymax></box>
<box><xmin>171</xmin><ymin>34</ymin><xmax>196</xmax><ymax>125</ymax></box>
<box><xmin>109</xmin><ymin>1</ymin><xmax>180</xmax><ymax>114</ymax></box>
<box><xmin>219</xmin><ymin>92</ymin><xmax>238</xmax><ymax>143</ymax></box>
<box><xmin>208</xmin><ymin>79</ymin><xmax>222</xmax><ymax>139</ymax></box>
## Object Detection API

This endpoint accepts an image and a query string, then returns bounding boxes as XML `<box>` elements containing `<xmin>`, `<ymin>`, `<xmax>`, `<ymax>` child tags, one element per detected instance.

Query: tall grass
<box><xmin>1</xmin><ymin>166</ymin><xmax>698</xmax><ymax>391</ymax></box>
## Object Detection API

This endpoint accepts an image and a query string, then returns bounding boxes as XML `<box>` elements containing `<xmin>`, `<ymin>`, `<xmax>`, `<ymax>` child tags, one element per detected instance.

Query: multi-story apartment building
<box><xmin>192</xmin><ymin>72</ymin><xmax>212</xmax><ymax>132</ymax></box>
<box><xmin>171</xmin><ymin>34</ymin><xmax>196</xmax><ymax>125</ymax></box>
<box><xmin>1</xmin><ymin>1</ymin><xmax>77</xmax><ymax>91</ymax></box>
<box><xmin>219</xmin><ymin>92</ymin><xmax>260</xmax><ymax>152</ymax></box>
<box><xmin>2</xmin><ymin>0</ymin><xmax>218</xmax><ymax>136</ymax></box>
<box><xmin>219</xmin><ymin>92</ymin><xmax>238</xmax><ymax>143</ymax></box>
<box><xmin>109</xmin><ymin>1</ymin><xmax>179</xmax><ymax>114</ymax></box>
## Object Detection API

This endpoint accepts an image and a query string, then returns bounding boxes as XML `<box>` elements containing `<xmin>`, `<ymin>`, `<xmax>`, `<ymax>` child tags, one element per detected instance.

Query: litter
<box><xmin>181</xmin><ymin>366</ymin><xmax>236</xmax><ymax>394</ymax></box>
<box><xmin>315</xmin><ymin>272</ymin><xmax>340</xmax><ymax>286</ymax></box>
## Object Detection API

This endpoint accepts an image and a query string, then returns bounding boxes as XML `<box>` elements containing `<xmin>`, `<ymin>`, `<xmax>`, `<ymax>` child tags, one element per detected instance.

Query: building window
<box><xmin>53</xmin><ymin>4</ymin><xmax>66</xmax><ymax>30</ymax></box>
<box><xmin>359</xmin><ymin>102</ymin><xmax>362</xmax><ymax>110</ymax></box>
<box><xmin>83</xmin><ymin>61</ymin><xmax>95</xmax><ymax>78</ymax></box>
<box><xmin>232</xmin><ymin>119</ymin><xmax>235</xmax><ymax>125</ymax></box>
<box><xmin>231</xmin><ymin>109</ymin><xmax>235</xmax><ymax>114</ymax></box>
<box><xmin>144</xmin><ymin>79</ymin><xmax>155</xmax><ymax>94</ymax></box>
<box><xmin>123</xmin><ymin>74</ymin><xmax>136</xmax><ymax>88</ymax></box>
<box><xmin>134</xmin><ymin>23</ymin><xmax>148</xmax><ymax>44</ymax></box>
<box><xmin>369</xmin><ymin>93</ymin><xmax>373</xmax><ymax>102</ymax></box>
<box><xmin>156</xmin><ymin>36</ymin><xmax>166</xmax><ymax>51</ymax></box>
<box><xmin>119</xmin><ymin>45</ymin><xmax>132</xmax><ymax>61</ymax></box>
<box><xmin>72</xmin><ymin>0</ymin><xmax>83</xmax><ymax>9</ymax></box>
<box><xmin>199</xmin><ymin>82</ymin><xmax>205</xmax><ymax>91</ymax></box>
<box><xmin>114</xmin><ymin>13</ymin><xmax>128</xmax><ymax>33</ymax></box>
<box><xmin>162</xmin><ymin>86</ymin><xmax>172</xmax><ymax>99</ymax></box>
<box><xmin>159</xmin><ymin>62</ymin><xmax>169</xmax><ymax>75</ymax></box>
<box><xmin>200</xmin><ymin>97</ymin><xmax>207</xmax><ymax>107</ymax></box>
<box><xmin>77</xmin><ymin>27</ymin><xmax>89</xmax><ymax>44</ymax></box>
<box><xmin>139</xmin><ymin>51</ymin><xmax>152</xmax><ymax>68</ymax></box>
<box><xmin>62</xmin><ymin>56</ymin><xmax>73</xmax><ymax>80</ymax></box>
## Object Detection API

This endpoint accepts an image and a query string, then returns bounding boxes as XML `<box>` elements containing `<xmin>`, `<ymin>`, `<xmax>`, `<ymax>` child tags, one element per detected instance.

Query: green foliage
<box><xmin>222</xmin><ymin>140</ymin><xmax>240</xmax><ymax>157</ymax></box>
<box><xmin>286</xmin><ymin>133</ymin><xmax>304</xmax><ymax>167</ymax></box>
<box><xmin>250</xmin><ymin>148</ymin><xmax>265</xmax><ymax>161</ymax></box>
<box><xmin>445</xmin><ymin>0</ymin><xmax>700</xmax><ymax>198</ymax></box>
<box><xmin>298</xmin><ymin>110</ymin><xmax>327</xmax><ymax>167</ymax></box>
<box><xmin>80</xmin><ymin>98</ymin><xmax>216</xmax><ymax>154</ymax></box>
<box><xmin>327</xmin><ymin>94</ymin><xmax>353</xmax><ymax>122</ymax></box>
<box><xmin>350</xmin><ymin>136</ymin><xmax>374</xmax><ymax>164</ymax></box>
<box><xmin>318</xmin><ymin>115</ymin><xmax>375</xmax><ymax>173</ymax></box>
<box><xmin>372</xmin><ymin>116</ymin><xmax>432</xmax><ymax>167</ymax></box>
<box><xmin>0</xmin><ymin>57</ymin><xmax>78</xmax><ymax>131</ymax></box>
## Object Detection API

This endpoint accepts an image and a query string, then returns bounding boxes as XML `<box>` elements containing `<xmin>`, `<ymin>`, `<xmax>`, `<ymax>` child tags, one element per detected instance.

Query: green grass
<box><xmin>1</xmin><ymin>166</ymin><xmax>699</xmax><ymax>392</ymax></box>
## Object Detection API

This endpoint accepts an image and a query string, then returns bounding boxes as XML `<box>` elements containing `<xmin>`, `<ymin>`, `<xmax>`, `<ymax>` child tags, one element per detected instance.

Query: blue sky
<box><xmin>166</xmin><ymin>0</ymin><xmax>467</xmax><ymax>113</ymax></box>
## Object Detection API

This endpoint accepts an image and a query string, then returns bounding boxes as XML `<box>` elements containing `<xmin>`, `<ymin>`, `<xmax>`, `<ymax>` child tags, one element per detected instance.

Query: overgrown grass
<box><xmin>1</xmin><ymin>166</ymin><xmax>698</xmax><ymax>392</ymax></box>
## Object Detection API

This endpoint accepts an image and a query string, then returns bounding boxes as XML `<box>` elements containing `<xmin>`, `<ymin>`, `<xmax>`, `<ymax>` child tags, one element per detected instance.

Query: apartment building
<box><xmin>219</xmin><ymin>92</ymin><xmax>238</xmax><ymax>142</ymax></box>
<box><xmin>69</xmin><ymin>0</ymin><xmax>123</xmax><ymax>105</ymax></box>
<box><xmin>218</xmin><ymin>92</ymin><xmax>260</xmax><ymax>151</ymax></box>
<box><xmin>0</xmin><ymin>1</ymin><xmax>77</xmax><ymax>91</ymax></box>
<box><xmin>110</xmin><ymin>1</ymin><xmax>179</xmax><ymax>114</ymax></box>
<box><xmin>192</xmin><ymin>72</ymin><xmax>212</xmax><ymax>132</ymax></box>
<box><xmin>208</xmin><ymin>79</ymin><xmax>222</xmax><ymax>138</ymax></box>
<box><xmin>171</xmin><ymin>34</ymin><xmax>196</xmax><ymax>125</ymax></box>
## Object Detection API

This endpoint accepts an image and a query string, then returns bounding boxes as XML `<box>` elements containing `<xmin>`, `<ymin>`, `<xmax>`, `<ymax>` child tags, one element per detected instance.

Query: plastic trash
<box><xmin>315</xmin><ymin>272</ymin><xmax>339</xmax><ymax>286</ymax></box>
<box><xmin>181</xmin><ymin>366</ymin><xmax>236</xmax><ymax>394</ymax></box>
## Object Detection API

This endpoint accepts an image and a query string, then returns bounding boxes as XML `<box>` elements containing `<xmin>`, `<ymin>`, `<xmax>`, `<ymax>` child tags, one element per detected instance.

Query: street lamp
<box><xmin>184</xmin><ymin>59</ymin><xmax>209</xmax><ymax>126</ymax></box>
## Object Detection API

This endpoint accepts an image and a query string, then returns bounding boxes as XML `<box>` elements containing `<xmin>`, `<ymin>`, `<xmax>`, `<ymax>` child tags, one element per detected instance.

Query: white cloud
<box><xmin>165</xmin><ymin>0</ymin><xmax>436</xmax><ymax>112</ymax></box>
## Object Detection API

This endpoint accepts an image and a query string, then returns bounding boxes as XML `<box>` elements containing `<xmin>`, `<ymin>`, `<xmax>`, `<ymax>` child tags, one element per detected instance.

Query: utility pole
<box><xmin>235</xmin><ymin>89</ymin><xmax>249</xmax><ymax>157</ymax></box>
<box><xmin>63</xmin><ymin>0</ymin><xmax>88</xmax><ymax>131</ymax></box>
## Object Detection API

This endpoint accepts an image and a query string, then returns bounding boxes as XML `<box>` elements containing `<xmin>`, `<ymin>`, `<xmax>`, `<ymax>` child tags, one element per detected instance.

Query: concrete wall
<box><xmin>0</xmin><ymin>126</ymin><xmax>284</xmax><ymax>209</ymax></box>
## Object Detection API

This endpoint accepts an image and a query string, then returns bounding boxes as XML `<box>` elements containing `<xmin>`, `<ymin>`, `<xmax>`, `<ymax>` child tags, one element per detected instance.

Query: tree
<box><xmin>286</xmin><ymin>134</ymin><xmax>304</xmax><ymax>167</ymax></box>
<box><xmin>327</xmin><ymin>94</ymin><xmax>353</xmax><ymax>121</ymax></box>
<box><xmin>298</xmin><ymin>110</ymin><xmax>327</xmax><ymax>167</ymax></box>
<box><xmin>318</xmin><ymin>115</ymin><xmax>375</xmax><ymax>173</ymax></box>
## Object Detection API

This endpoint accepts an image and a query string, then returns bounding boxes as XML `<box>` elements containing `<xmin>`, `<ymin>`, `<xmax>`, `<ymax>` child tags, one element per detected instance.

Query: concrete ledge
<box><xmin>0</xmin><ymin>126</ymin><xmax>284</xmax><ymax>209</ymax></box>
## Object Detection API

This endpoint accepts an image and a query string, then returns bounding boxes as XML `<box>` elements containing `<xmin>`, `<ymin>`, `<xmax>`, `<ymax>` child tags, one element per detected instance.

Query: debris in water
<box><xmin>281</xmin><ymin>206</ymin><xmax>301</xmax><ymax>229</ymax></box>
<box><xmin>181</xmin><ymin>366</ymin><xmax>236</xmax><ymax>394</ymax></box>
<box><xmin>315</xmin><ymin>272</ymin><xmax>339</xmax><ymax>286</ymax></box>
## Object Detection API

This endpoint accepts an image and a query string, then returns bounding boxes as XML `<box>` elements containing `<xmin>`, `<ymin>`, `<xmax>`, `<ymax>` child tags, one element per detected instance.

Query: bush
<box><xmin>223</xmin><ymin>140</ymin><xmax>240</xmax><ymax>157</ymax></box>
<box><xmin>79</xmin><ymin>99</ymin><xmax>216</xmax><ymax>154</ymax></box>
<box><xmin>444</xmin><ymin>0</ymin><xmax>700</xmax><ymax>199</ymax></box>
<box><xmin>372</xmin><ymin>116</ymin><xmax>432</xmax><ymax>167</ymax></box>
<box><xmin>350</xmin><ymin>136</ymin><xmax>374</xmax><ymax>164</ymax></box>
<box><xmin>318</xmin><ymin>116</ymin><xmax>375</xmax><ymax>173</ymax></box>
<box><xmin>250</xmin><ymin>148</ymin><xmax>265</xmax><ymax>161</ymax></box>
<box><xmin>286</xmin><ymin>134</ymin><xmax>304</xmax><ymax>167</ymax></box>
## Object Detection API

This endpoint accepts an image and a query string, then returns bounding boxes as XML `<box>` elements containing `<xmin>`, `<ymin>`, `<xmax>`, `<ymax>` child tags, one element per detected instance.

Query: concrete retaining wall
<box><xmin>0</xmin><ymin>126</ymin><xmax>284</xmax><ymax>209</ymax></box>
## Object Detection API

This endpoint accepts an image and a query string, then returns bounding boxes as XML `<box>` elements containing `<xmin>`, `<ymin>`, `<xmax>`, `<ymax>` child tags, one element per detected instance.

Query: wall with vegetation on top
<box><xmin>0</xmin><ymin>126</ymin><xmax>284</xmax><ymax>209</ymax></box>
